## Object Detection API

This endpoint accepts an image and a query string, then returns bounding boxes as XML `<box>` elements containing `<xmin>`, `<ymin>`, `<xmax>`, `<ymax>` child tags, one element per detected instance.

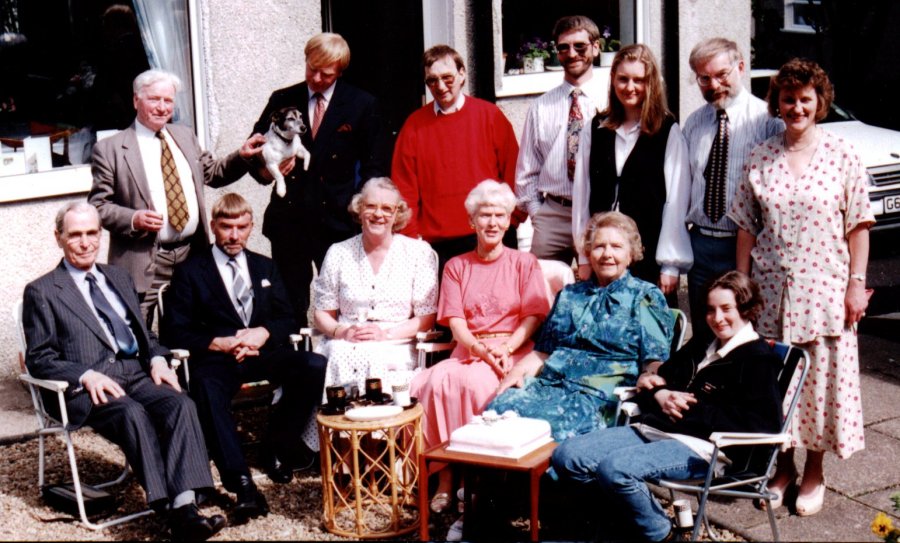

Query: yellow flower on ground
<box><xmin>872</xmin><ymin>512</ymin><xmax>894</xmax><ymax>538</ymax></box>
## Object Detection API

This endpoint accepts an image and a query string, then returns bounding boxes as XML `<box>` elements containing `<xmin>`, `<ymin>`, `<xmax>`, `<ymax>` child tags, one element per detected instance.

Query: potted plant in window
<box><xmin>519</xmin><ymin>37</ymin><xmax>551</xmax><ymax>73</ymax></box>
<box><xmin>599</xmin><ymin>26</ymin><xmax>621</xmax><ymax>67</ymax></box>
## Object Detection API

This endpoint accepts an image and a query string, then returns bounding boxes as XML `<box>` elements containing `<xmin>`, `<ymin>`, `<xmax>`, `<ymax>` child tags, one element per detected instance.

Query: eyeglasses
<box><xmin>696</xmin><ymin>63</ymin><xmax>737</xmax><ymax>86</ymax></box>
<box><xmin>425</xmin><ymin>73</ymin><xmax>457</xmax><ymax>88</ymax></box>
<box><xmin>362</xmin><ymin>203</ymin><xmax>398</xmax><ymax>216</ymax></box>
<box><xmin>556</xmin><ymin>42</ymin><xmax>592</xmax><ymax>54</ymax></box>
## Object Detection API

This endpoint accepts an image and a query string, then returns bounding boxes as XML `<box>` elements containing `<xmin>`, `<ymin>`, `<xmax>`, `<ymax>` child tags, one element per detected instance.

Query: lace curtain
<box><xmin>133</xmin><ymin>0</ymin><xmax>194</xmax><ymax>128</ymax></box>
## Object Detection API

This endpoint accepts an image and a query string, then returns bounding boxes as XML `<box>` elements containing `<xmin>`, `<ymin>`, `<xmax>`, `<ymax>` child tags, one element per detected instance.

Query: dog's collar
<box><xmin>271</xmin><ymin>124</ymin><xmax>297</xmax><ymax>143</ymax></box>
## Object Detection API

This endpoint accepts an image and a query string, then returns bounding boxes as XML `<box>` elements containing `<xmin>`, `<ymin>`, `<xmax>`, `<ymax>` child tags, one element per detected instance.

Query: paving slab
<box><xmin>861</xmin><ymin>372</ymin><xmax>900</xmax><ymax>425</ymax></box>
<box><xmin>741</xmin><ymin>492</ymin><xmax>878</xmax><ymax>542</ymax></box>
<box><xmin>870</xmin><ymin>418</ymin><xmax>900</xmax><ymax>440</ymax></box>
<box><xmin>855</xmin><ymin>485</ymin><xmax>900</xmax><ymax>520</ymax></box>
<box><xmin>823</xmin><ymin>431</ymin><xmax>900</xmax><ymax>497</ymax></box>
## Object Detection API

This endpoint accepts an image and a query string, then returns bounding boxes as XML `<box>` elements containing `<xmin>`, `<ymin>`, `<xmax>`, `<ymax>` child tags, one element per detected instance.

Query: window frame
<box><xmin>782</xmin><ymin>0</ymin><xmax>822</xmax><ymax>34</ymax></box>
<box><xmin>0</xmin><ymin>0</ymin><xmax>204</xmax><ymax>204</ymax></box>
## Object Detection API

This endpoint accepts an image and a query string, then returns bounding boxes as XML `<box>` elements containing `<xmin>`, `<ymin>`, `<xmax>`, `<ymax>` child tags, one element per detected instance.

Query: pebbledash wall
<box><xmin>0</xmin><ymin>0</ymin><xmax>750</xmax><ymax>378</ymax></box>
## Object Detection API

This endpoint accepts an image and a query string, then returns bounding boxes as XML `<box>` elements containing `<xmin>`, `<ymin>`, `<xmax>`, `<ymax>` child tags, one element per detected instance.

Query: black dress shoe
<box><xmin>232</xmin><ymin>475</ymin><xmax>269</xmax><ymax>525</ymax></box>
<box><xmin>263</xmin><ymin>453</ymin><xmax>294</xmax><ymax>484</ymax></box>
<box><xmin>169</xmin><ymin>503</ymin><xmax>226</xmax><ymax>541</ymax></box>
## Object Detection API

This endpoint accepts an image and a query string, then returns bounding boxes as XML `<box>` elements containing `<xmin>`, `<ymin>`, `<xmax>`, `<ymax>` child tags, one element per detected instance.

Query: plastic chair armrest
<box><xmin>19</xmin><ymin>374</ymin><xmax>68</xmax><ymax>392</ymax></box>
<box><xmin>415</xmin><ymin>342</ymin><xmax>456</xmax><ymax>354</ymax></box>
<box><xmin>614</xmin><ymin>386</ymin><xmax>638</xmax><ymax>401</ymax></box>
<box><xmin>416</xmin><ymin>330</ymin><xmax>444</xmax><ymax>342</ymax></box>
<box><xmin>620</xmin><ymin>401</ymin><xmax>641</xmax><ymax>418</ymax></box>
<box><xmin>708</xmin><ymin>432</ymin><xmax>791</xmax><ymax>449</ymax></box>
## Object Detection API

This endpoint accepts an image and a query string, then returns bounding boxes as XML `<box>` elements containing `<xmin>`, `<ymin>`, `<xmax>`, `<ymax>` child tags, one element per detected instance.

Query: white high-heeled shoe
<box><xmin>795</xmin><ymin>478</ymin><xmax>826</xmax><ymax>517</ymax></box>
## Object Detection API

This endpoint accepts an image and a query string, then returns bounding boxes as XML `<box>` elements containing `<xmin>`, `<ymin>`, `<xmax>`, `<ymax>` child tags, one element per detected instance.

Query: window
<box><xmin>0</xmin><ymin>0</ymin><xmax>194</xmax><ymax>195</ymax></box>
<box><xmin>783</xmin><ymin>0</ymin><xmax>823</xmax><ymax>34</ymax></box>
<box><xmin>493</xmin><ymin>0</ymin><xmax>621</xmax><ymax>97</ymax></box>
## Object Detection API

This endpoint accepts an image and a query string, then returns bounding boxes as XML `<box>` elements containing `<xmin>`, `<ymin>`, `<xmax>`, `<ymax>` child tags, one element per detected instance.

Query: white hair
<box><xmin>133</xmin><ymin>69</ymin><xmax>182</xmax><ymax>97</ymax></box>
<box><xmin>463</xmin><ymin>180</ymin><xmax>517</xmax><ymax>217</ymax></box>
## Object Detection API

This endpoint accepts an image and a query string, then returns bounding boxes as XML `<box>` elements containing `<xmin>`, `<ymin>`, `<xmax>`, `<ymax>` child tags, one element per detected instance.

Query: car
<box><xmin>751</xmin><ymin>69</ymin><xmax>900</xmax><ymax>231</ymax></box>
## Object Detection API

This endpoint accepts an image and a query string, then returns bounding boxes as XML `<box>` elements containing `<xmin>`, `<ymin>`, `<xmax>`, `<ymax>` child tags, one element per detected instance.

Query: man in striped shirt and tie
<box><xmin>682</xmin><ymin>38</ymin><xmax>783</xmax><ymax>341</ymax></box>
<box><xmin>162</xmin><ymin>193</ymin><xmax>326</xmax><ymax>524</ymax></box>
<box><xmin>515</xmin><ymin>15</ymin><xmax>608</xmax><ymax>274</ymax></box>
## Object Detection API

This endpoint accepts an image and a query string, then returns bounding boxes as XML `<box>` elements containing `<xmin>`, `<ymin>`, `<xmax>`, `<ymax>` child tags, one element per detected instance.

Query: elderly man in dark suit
<box><xmin>162</xmin><ymin>193</ymin><xmax>327</xmax><ymax>524</ymax></box>
<box><xmin>22</xmin><ymin>201</ymin><xmax>225</xmax><ymax>541</ymax></box>
<box><xmin>248</xmin><ymin>32</ymin><xmax>389</xmax><ymax>325</ymax></box>
<box><xmin>89</xmin><ymin>69</ymin><xmax>265</xmax><ymax>325</ymax></box>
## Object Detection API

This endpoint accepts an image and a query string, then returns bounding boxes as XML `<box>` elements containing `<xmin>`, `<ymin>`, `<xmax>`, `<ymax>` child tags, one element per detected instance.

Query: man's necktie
<box><xmin>566</xmin><ymin>88</ymin><xmax>584</xmax><ymax>182</ymax></box>
<box><xmin>311</xmin><ymin>93</ymin><xmax>326</xmax><ymax>139</ymax></box>
<box><xmin>703</xmin><ymin>109</ymin><xmax>730</xmax><ymax>223</ymax></box>
<box><xmin>85</xmin><ymin>272</ymin><xmax>138</xmax><ymax>356</ymax></box>
<box><xmin>228</xmin><ymin>258</ymin><xmax>253</xmax><ymax>326</ymax></box>
<box><xmin>157</xmin><ymin>131</ymin><xmax>189</xmax><ymax>231</ymax></box>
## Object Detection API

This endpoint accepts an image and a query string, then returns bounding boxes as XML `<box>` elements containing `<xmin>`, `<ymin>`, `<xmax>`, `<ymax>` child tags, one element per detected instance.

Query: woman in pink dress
<box><xmin>411</xmin><ymin>180</ymin><xmax>550</xmax><ymax>514</ymax></box>
<box><xmin>730</xmin><ymin>58</ymin><xmax>874</xmax><ymax>517</ymax></box>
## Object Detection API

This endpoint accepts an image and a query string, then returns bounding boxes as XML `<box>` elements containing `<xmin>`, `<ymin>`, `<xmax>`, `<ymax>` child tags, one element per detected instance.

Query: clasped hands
<box><xmin>209</xmin><ymin>327</ymin><xmax>270</xmax><ymax>362</ymax></box>
<box><xmin>338</xmin><ymin>322</ymin><xmax>388</xmax><ymax>342</ymax></box>
<box><xmin>637</xmin><ymin>368</ymin><xmax>696</xmax><ymax>421</ymax></box>
<box><xmin>469</xmin><ymin>341</ymin><xmax>513</xmax><ymax>379</ymax></box>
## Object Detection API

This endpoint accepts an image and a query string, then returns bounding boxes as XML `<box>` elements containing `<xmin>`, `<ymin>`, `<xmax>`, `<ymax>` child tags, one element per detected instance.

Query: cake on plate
<box><xmin>447</xmin><ymin>410</ymin><xmax>553</xmax><ymax>459</ymax></box>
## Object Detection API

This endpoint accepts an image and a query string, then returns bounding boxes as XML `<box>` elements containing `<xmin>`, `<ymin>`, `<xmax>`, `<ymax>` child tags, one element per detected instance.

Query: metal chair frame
<box><xmin>613</xmin><ymin>341</ymin><xmax>810</xmax><ymax>542</ymax></box>
<box><xmin>15</xmin><ymin>300</ymin><xmax>156</xmax><ymax>530</ymax></box>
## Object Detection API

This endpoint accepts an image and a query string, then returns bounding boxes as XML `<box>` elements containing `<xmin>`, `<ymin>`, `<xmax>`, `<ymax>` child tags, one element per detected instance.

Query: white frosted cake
<box><xmin>447</xmin><ymin>410</ymin><xmax>553</xmax><ymax>459</ymax></box>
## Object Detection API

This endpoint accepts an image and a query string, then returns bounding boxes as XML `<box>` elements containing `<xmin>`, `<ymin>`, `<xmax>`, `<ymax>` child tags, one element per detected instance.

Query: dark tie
<box><xmin>566</xmin><ymin>88</ymin><xmax>584</xmax><ymax>182</ymax></box>
<box><xmin>85</xmin><ymin>272</ymin><xmax>138</xmax><ymax>356</ymax></box>
<box><xmin>703</xmin><ymin>109</ymin><xmax>729</xmax><ymax>223</ymax></box>
<box><xmin>228</xmin><ymin>258</ymin><xmax>253</xmax><ymax>326</ymax></box>
<box><xmin>311</xmin><ymin>93</ymin><xmax>326</xmax><ymax>139</ymax></box>
<box><xmin>156</xmin><ymin>131</ymin><xmax>189</xmax><ymax>231</ymax></box>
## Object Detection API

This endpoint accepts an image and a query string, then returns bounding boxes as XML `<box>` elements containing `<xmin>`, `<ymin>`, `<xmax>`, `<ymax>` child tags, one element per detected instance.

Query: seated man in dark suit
<box><xmin>162</xmin><ymin>192</ymin><xmax>327</xmax><ymax>524</ymax></box>
<box><xmin>23</xmin><ymin>201</ymin><xmax>225</xmax><ymax>541</ymax></box>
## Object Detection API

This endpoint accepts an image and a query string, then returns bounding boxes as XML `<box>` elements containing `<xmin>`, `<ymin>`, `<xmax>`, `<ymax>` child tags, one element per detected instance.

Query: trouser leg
<box><xmin>688</xmin><ymin>229</ymin><xmax>737</xmax><ymax>344</ymax></box>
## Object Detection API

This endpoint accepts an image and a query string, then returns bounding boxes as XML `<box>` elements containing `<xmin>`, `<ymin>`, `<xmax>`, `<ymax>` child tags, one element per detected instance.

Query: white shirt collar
<box><xmin>706</xmin><ymin>322</ymin><xmax>759</xmax><ymax>360</ymax></box>
<box><xmin>63</xmin><ymin>260</ymin><xmax>98</xmax><ymax>281</ymax></box>
<box><xmin>434</xmin><ymin>93</ymin><xmax>466</xmax><ymax>115</ymax></box>
<box><xmin>135</xmin><ymin>119</ymin><xmax>165</xmax><ymax>137</ymax></box>
<box><xmin>309</xmin><ymin>82</ymin><xmax>337</xmax><ymax>103</ymax></box>
<box><xmin>212</xmin><ymin>245</ymin><xmax>247</xmax><ymax>268</ymax></box>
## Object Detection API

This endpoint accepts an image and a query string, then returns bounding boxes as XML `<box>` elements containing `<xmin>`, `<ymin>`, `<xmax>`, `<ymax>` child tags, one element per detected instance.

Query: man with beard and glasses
<box><xmin>682</xmin><ymin>38</ymin><xmax>782</xmax><ymax>341</ymax></box>
<box><xmin>515</xmin><ymin>15</ymin><xmax>608</xmax><ymax>277</ymax></box>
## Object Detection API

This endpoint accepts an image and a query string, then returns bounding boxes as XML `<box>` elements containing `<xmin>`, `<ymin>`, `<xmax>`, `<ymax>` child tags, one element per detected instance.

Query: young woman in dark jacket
<box><xmin>552</xmin><ymin>271</ymin><xmax>782</xmax><ymax>541</ymax></box>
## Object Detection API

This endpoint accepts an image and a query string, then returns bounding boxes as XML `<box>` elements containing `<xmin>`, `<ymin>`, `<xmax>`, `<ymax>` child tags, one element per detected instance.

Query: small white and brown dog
<box><xmin>262</xmin><ymin>107</ymin><xmax>311</xmax><ymax>197</ymax></box>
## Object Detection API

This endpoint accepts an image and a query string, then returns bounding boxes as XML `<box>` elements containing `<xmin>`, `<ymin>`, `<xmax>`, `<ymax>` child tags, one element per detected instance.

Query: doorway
<box><xmin>323</xmin><ymin>0</ymin><xmax>425</xmax><ymax>158</ymax></box>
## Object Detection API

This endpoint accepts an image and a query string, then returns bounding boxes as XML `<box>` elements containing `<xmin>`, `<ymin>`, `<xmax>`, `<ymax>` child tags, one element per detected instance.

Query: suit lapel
<box><xmin>51</xmin><ymin>263</ymin><xmax>115</xmax><ymax>350</ymax></box>
<box><xmin>198</xmin><ymin>250</ymin><xmax>245</xmax><ymax>325</ymax></box>
<box><xmin>245</xmin><ymin>251</ymin><xmax>266</xmax><ymax>325</ymax></box>
<box><xmin>121</xmin><ymin>124</ymin><xmax>154</xmax><ymax>208</ymax></box>
<box><xmin>98</xmin><ymin>264</ymin><xmax>147</xmax><ymax>345</ymax></box>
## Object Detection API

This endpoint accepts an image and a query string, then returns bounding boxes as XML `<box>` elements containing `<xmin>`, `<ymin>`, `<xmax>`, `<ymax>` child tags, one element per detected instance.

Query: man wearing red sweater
<box><xmin>393</xmin><ymin>45</ymin><xmax>519</xmax><ymax>272</ymax></box>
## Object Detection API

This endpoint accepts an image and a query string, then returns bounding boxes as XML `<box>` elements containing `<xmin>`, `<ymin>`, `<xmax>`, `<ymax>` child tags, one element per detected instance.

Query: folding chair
<box><xmin>14</xmin><ymin>300</ymin><xmax>154</xmax><ymax>529</ymax></box>
<box><xmin>614</xmin><ymin>341</ymin><xmax>810</xmax><ymax>542</ymax></box>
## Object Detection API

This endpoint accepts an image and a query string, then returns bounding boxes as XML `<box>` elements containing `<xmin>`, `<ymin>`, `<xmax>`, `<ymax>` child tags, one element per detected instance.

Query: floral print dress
<box><xmin>488</xmin><ymin>272</ymin><xmax>673</xmax><ymax>441</ymax></box>
<box><xmin>729</xmin><ymin>129</ymin><xmax>875</xmax><ymax>457</ymax></box>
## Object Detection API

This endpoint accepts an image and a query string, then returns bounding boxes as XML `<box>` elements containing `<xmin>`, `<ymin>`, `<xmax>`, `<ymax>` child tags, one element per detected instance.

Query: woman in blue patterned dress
<box><xmin>489</xmin><ymin>211</ymin><xmax>674</xmax><ymax>441</ymax></box>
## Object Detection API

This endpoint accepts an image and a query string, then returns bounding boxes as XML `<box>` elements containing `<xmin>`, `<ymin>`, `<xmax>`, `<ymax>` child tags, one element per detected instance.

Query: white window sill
<box><xmin>0</xmin><ymin>165</ymin><xmax>92</xmax><ymax>203</ymax></box>
<box><xmin>780</xmin><ymin>26</ymin><xmax>817</xmax><ymax>34</ymax></box>
<box><xmin>496</xmin><ymin>70</ymin><xmax>568</xmax><ymax>98</ymax></box>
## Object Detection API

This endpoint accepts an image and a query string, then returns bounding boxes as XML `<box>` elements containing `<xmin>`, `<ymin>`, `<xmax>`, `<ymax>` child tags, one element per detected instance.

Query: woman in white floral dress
<box><xmin>730</xmin><ymin>59</ymin><xmax>874</xmax><ymax>517</ymax></box>
<box><xmin>300</xmin><ymin>177</ymin><xmax>438</xmax><ymax>450</ymax></box>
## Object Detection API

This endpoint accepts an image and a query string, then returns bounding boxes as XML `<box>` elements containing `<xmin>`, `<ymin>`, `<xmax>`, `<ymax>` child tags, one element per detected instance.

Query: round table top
<box><xmin>317</xmin><ymin>402</ymin><xmax>423</xmax><ymax>431</ymax></box>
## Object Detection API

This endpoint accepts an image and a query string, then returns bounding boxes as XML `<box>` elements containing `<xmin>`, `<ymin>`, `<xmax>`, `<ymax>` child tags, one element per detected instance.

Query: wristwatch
<box><xmin>850</xmin><ymin>273</ymin><xmax>866</xmax><ymax>282</ymax></box>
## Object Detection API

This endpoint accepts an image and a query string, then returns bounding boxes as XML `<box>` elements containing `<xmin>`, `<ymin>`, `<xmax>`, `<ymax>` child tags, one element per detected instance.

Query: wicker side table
<box><xmin>316</xmin><ymin>403</ymin><xmax>423</xmax><ymax>539</ymax></box>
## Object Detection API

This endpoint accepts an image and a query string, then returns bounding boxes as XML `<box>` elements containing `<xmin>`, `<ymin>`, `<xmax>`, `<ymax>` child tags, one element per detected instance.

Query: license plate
<box><xmin>886</xmin><ymin>195</ymin><xmax>900</xmax><ymax>213</ymax></box>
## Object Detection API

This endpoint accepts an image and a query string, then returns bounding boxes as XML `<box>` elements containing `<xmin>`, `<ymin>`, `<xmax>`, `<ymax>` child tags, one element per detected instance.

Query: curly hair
<box><xmin>706</xmin><ymin>271</ymin><xmax>763</xmax><ymax>323</ymax></box>
<box><xmin>600</xmin><ymin>43</ymin><xmax>671</xmax><ymax>136</ymax></box>
<box><xmin>348</xmin><ymin>177</ymin><xmax>411</xmax><ymax>232</ymax></box>
<box><xmin>581</xmin><ymin>211</ymin><xmax>644</xmax><ymax>262</ymax></box>
<box><xmin>767</xmin><ymin>58</ymin><xmax>834</xmax><ymax>122</ymax></box>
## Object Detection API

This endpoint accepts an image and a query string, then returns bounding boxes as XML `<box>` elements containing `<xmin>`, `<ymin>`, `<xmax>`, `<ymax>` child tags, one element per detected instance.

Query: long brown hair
<box><xmin>600</xmin><ymin>43</ymin><xmax>670</xmax><ymax>136</ymax></box>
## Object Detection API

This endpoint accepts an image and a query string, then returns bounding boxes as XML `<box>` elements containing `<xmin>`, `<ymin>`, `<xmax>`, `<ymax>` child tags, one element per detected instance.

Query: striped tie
<box><xmin>703</xmin><ymin>109</ymin><xmax>729</xmax><ymax>223</ymax></box>
<box><xmin>157</xmin><ymin>131</ymin><xmax>189</xmax><ymax>231</ymax></box>
<box><xmin>228</xmin><ymin>258</ymin><xmax>253</xmax><ymax>326</ymax></box>
<box><xmin>311</xmin><ymin>93</ymin><xmax>326</xmax><ymax>139</ymax></box>
<box><xmin>85</xmin><ymin>272</ymin><xmax>138</xmax><ymax>356</ymax></box>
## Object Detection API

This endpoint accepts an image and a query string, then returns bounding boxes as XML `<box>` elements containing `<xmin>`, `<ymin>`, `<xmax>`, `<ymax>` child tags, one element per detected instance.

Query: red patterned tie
<box><xmin>566</xmin><ymin>88</ymin><xmax>584</xmax><ymax>182</ymax></box>
<box><xmin>157</xmin><ymin>131</ymin><xmax>188</xmax><ymax>232</ymax></box>
<box><xmin>703</xmin><ymin>109</ymin><xmax>729</xmax><ymax>223</ymax></box>
<box><xmin>311</xmin><ymin>93</ymin><xmax>326</xmax><ymax>139</ymax></box>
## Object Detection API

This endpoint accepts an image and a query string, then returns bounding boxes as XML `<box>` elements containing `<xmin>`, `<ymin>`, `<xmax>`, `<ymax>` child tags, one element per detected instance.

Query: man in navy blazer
<box><xmin>23</xmin><ymin>202</ymin><xmax>225</xmax><ymax>541</ymax></box>
<box><xmin>162</xmin><ymin>193</ymin><xmax>326</xmax><ymax>524</ymax></box>
<box><xmin>247</xmin><ymin>32</ymin><xmax>389</xmax><ymax>325</ymax></box>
